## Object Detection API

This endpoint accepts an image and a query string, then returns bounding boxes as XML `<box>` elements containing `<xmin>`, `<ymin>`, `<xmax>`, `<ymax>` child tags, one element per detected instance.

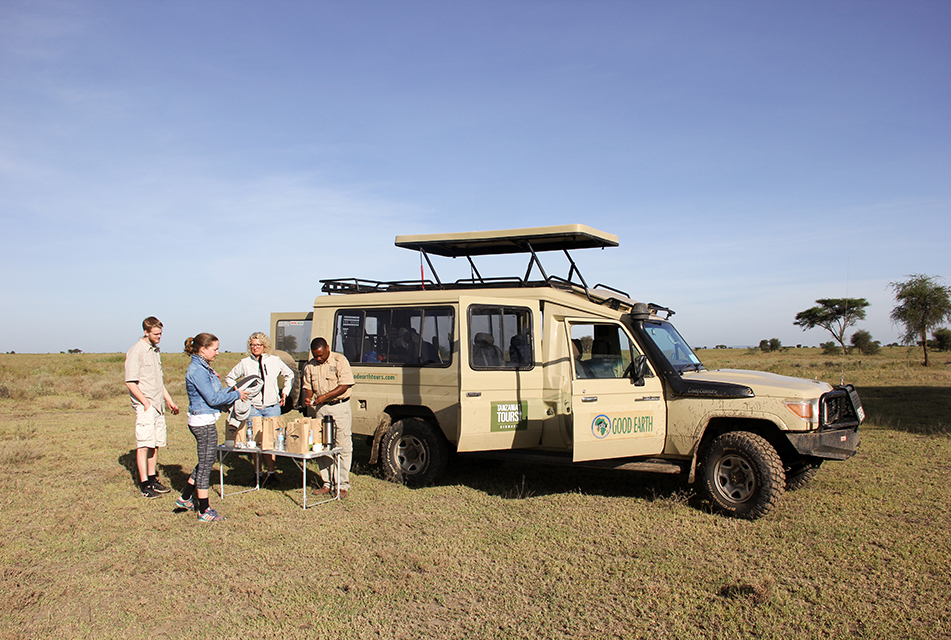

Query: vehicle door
<box><xmin>567</xmin><ymin>320</ymin><xmax>667</xmax><ymax>461</ymax></box>
<box><xmin>457</xmin><ymin>297</ymin><xmax>544</xmax><ymax>451</ymax></box>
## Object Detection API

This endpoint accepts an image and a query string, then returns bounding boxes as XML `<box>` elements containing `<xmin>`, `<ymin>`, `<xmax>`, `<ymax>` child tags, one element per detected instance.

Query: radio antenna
<box><xmin>841</xmin><ymin>253</ymin><xmax>850</xmax><ymax>386</ymax></box>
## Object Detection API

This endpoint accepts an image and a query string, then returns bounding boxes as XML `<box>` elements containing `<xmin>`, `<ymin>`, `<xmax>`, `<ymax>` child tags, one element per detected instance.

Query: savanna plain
<box><xmin>0</xmin><ymin>347</ymin><xmax>949</xmax><ymax>639</ymax></box>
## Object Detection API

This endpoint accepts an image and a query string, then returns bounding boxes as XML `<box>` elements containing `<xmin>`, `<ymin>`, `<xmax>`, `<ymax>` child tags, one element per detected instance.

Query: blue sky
<box><xmin>1</xmin><ymin>0</ymin><xmax>948</xmax><ymax>354</ymax></box>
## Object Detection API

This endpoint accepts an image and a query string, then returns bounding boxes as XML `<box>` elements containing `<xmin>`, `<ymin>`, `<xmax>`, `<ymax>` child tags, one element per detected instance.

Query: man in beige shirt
<box><xmin>125</xmin><ymin>316</ymin><xmax>179</xmax><ymax>498</ymax></box>
<box><xmin>302</xmin><ymin>337</ymin><xmax>354</xmax><ymax>498</ymax></box>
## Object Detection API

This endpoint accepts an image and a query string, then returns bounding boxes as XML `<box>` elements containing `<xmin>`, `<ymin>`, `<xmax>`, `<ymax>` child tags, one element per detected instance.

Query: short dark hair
<box><xmin>310</xmin><ymin>337</ymin><xmax>328</xmax><ymax>350</ymax></box>
<box><xmin>143</xmin><ymin>316</ymin><xmax>163</xmax><ymax>332</ymax></box>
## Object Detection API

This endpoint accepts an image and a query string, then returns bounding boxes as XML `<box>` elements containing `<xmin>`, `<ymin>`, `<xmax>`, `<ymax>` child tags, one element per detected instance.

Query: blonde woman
<box><xmin>225</xmin><ymin>332</ymin><xmax>295</xmax><ymax>485</ymax></box>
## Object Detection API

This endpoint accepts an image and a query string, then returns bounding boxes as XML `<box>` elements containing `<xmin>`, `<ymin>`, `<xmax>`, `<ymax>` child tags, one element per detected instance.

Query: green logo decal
<box><xmin>592</xmin><ymin>414</ymin><xmax>654</xmax><ymax>439</ymax></box>
<box><xmin>491</xmin><ymin>401</ymin><xmax>528</xmax><ymax>432</ymax></box>
<box><xmin>592</xmin><ymin>415</ymin><xmax>611</xmax><ymax>439</ymax></box>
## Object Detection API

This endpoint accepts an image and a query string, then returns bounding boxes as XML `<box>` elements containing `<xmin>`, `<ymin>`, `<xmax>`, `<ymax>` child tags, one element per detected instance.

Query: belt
<box><xmin>325</xmin><ymin>397</ymin><xmax>350</xmax><ymax>406</ymax></box>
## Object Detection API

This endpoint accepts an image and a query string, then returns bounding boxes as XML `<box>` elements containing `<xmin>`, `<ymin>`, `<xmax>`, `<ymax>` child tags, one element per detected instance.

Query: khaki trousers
<box><xmin>313</xmin><ymin>401</ymin><xmax>352</xmax><ymax>491</ymax></box>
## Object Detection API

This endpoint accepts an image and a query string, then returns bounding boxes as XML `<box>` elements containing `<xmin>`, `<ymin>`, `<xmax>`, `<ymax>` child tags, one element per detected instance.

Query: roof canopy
<box><xmin>394</xmin><ymin>224</ymin><xmax>618</xmax><ymax>257</ymax></box>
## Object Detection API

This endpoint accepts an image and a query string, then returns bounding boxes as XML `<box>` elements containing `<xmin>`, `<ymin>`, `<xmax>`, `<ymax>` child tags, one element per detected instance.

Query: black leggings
<box><xmin>188</xmin><ymin>422</ymin><xmax>218</xmax><ymax>490</ymax></box>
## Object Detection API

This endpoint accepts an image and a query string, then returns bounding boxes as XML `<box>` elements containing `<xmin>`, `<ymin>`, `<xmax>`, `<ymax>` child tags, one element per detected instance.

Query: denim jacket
<box><xmin>186</xmin><ymin>355</ymin><xmax>241</xmax><ymax>415</ymax></box>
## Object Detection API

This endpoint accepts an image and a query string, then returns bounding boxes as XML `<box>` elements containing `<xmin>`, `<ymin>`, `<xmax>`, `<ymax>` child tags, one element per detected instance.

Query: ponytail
<box><xmin>184</xmin><ymin>332</ymin><xmax>218</xmax><ymax>355</ymax></box>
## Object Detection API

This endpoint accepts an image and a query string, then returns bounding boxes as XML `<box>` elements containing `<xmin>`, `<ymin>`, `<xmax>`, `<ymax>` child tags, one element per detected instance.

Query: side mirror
<box><xmin>629</xmin><ymin>354</ymin><xmax>649</xmax><ymax>387</ymax></box>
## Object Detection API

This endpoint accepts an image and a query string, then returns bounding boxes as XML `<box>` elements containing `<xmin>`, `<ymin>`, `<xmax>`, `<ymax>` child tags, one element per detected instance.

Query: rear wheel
<box><xmin>380</xmin><ymin>417</ymin><xmax>450</xmax><ymax>487</ymax></box>
<box><xmin>699</xmin><ymin>431</ymin><xmax>785</xmax><ymax>520</ymax></box>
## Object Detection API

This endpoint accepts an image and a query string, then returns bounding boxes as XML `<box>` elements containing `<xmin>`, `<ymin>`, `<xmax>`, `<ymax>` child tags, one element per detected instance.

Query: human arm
<box><xmin>302</xmin><ymin>354</ymin><xmax>353</xmax><ymax>407</ymax></box>
<box><xmin>125</xmin><ymin>381</ymin><xmax>151</xmax><ymax>411</ymax></box>
<box><xmin>188</xmin><ymin>367</ymin><xmax>246</xmax><ymax>409</ymax></box>
<box><xmin>276</xmin><ymin>356</ymin><xmax>295</xmax><ymax>406</ymax></box>
<box><xmin>163</xmin><ymin>387</ymin><xmax>179</xmax><ymax>415</ymax></box>
<box><xmin>304</xmin><ymin>384</ymin><xmax>351</xmax><ymax>407</ymax></box>
<box><xmin>224</xmin><ymin>359</ymin><xmax>246</xmax><ymax>388</ymax></box>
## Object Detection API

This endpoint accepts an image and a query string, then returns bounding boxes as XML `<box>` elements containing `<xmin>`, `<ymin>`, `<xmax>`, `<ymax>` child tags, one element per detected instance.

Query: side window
<box><xmin>468</xmin><ymin>305</ymin><xmax>534</xmax><ymax>370</ymax></box>
<box><xmin>362</xmin><ymin>309</ymin><xmax>391</xmax><ymax>363</ymax></box>
<box><xmin>333</xmin><ymin>311</ymin><xmax>364</xmax><ymax>363</ymax></box>
<box><xmin>570</xmin><ymin>323</ymin><xmax>636</xmax><ymax>379</ymax></box>
<box><xmin>333</xmin><ymin>307</ymin><xmax>454</xmax><ymax>367</ymax></box>
<box><xmin>275</xmin><ymin>319</ymin><xmax>312</xmax><ymax>362</ymax></box>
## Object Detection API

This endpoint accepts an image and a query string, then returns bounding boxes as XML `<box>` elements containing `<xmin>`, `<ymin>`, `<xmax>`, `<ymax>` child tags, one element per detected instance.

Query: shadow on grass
<box><xmin>444</xmin><ymin>455</ymin><xmax>692</xmax><ymax>505</ymax></box>
<box><xmin>857</xmin><ymin>386</ymin><xmax>951</xmax><ymax>435</ymax></box>
<box><xmin>118</xmin><ymin>448</ymin><xmax>279</xmax><ymax>492</ymax></box>
<box><xmin>350</xmin><ymin>440</ymin><xmax>694</xmax><ymax>508</ymax></box>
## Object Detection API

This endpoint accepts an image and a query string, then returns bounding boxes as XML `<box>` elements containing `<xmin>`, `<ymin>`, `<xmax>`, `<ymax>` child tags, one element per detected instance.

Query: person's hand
<box><xmin>280</xmin><ymin>394</ymin><xmax>286</xmax><ymax>407</ymax></box>
<box><xmin>168</xmin><ymin>400</ymin><xmax>180</xmax><ymax>415</ymax></box>
<box><xmin>238</xmin><ymin>389</ymin><xmax>250</xmax><ymax>401</ymax></box>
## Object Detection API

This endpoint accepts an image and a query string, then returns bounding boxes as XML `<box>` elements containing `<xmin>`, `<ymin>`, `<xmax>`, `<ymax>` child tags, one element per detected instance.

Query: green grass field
<box><xmin>0</xmin><ymin>347</ymin><xmax>949</xmax><ymax>638</ymax></box>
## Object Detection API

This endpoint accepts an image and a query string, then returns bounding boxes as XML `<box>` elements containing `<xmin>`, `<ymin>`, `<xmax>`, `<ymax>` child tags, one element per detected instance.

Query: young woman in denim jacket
<box><xmin>178</xmin><ymin>333</ymin><xmax>249</xmax><ymax>522</ymax></box>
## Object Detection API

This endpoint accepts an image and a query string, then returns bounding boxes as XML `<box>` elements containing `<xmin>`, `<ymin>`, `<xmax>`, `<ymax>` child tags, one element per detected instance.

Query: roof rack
<box><xmin>320</xmin><ymin>224</ymin><xmax>623</xmax><ymax>304</ymax></box>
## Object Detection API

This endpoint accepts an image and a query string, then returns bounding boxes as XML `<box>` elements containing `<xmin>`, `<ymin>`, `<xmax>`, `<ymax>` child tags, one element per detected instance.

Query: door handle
<box><xmin>581</xmin><ymin>396</ymin><xmax>598</xmax><ymax>403</ymax></box>
<box><xmin>635</xmin><ymin>396</ymin><xmax>660</xmax><ymax>402</ymax></box>
<box><xmin>466</xmin><ymin>391</ymin><xmax>482</xmax><ymax>398</ymax></box>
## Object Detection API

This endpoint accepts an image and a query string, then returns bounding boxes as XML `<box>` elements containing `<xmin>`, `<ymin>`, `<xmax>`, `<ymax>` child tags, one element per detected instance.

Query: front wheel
<box><xmin>699</xmin><ymin>431</ymin><xmax>785</xmax><ymax>520</ymax></box>
<box><xmin>380</xmin><ymin>417</ymin><xmax>450</xmax><ymax>487</ymax></box>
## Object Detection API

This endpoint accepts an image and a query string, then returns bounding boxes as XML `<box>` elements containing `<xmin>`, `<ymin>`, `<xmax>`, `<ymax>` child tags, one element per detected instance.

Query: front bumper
<box><xmin>786</xmin><ymin>427</ymin><xmax>860</xmax><ymax>460</ymax></box>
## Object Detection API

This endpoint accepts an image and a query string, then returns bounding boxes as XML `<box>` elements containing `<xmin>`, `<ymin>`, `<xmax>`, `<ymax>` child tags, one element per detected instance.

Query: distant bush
<box><xmin>850</xmin><ymin>330</ymin><xmax>881</xmax><ymax>355</ymax></box>
<box><xmin>759</xmin><ymin>339</ymin><xmax>782</xmax><ymax>352</ymax></box>
<box><xmin>931</xmin><ymin>328</ymin><xmax>951</xmax><ymax>352</ymax></box>
<box><xmin>820</xmin><ymin>341</ymin><xmax>841</xmax><ymax>355</ymax></box>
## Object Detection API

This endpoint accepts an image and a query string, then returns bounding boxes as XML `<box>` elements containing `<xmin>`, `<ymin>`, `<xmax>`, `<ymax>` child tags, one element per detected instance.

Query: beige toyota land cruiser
<box><xmin>271</xmin><ymin>225</ymin><xmax>862</xmax><ymax>519</ymax></box>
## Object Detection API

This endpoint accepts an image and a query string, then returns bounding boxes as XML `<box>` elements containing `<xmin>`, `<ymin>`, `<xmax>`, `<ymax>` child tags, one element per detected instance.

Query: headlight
<box><xmin>784</xmin><ymin>398</ymin><xmax>819</xmax><ymax>426</ymax></box>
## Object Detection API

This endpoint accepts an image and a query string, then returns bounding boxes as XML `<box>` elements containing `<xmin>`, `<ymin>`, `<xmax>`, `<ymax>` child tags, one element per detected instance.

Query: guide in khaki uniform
<box><xmin>302</xmin><ymin>337</ymin><xmax>354</xmax><ymax>498</ymax></box>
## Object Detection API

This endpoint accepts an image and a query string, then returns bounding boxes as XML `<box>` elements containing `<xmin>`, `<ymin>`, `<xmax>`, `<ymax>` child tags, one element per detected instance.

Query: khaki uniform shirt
<box><xmin>302</xmin><ymin>352</ymin><xmax>354</xmax><ymax>400</ymax></box>
<box><xmin>125</xmin><ymin>337</ymin><xmax>166</xmax><ymax>410</ymax></box>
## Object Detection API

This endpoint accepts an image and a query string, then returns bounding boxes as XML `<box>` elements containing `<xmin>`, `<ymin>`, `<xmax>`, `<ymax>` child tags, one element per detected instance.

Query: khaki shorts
<box><xmin>135</xmin><ymin>405</ymin><xmax>167</xmax><ymax>449</ymax></box>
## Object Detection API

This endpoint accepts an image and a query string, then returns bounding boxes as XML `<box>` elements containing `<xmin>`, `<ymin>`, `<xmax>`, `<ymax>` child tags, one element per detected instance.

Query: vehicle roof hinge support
<box><xmin>420</xmin><ymin>249</ymin><xmax>442</xmax><ymax>286</ymax></box>
<box><xmin>563</xmin><ymin>249</ymin><xmax>593</xmax><ymax>301</ymax></box>
<box><xmin>520</xmin><ymin>241</ymin><xmax>550</xmax><ymax>284</ymax></box>
<box><xmin>465</xmin><ymin>255</ymin><xmax>484</xmax><ymax>283</ymax></box>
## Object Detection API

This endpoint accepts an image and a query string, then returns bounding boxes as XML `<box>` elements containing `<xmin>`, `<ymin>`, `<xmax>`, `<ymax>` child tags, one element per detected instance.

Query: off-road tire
<box><xmin>380</xmin><ymin>417</ymin><xmax>450</xmax><ymax>487</ymax></box>
<box><xmin>785</xmin><ymin>461</ymin><xmax>822</xmax><ymax>491</ymax></box>
<box><xmin>699</xmin><ymin>431</ymin><xmax>785</xmax><ymax>520</ymax></box>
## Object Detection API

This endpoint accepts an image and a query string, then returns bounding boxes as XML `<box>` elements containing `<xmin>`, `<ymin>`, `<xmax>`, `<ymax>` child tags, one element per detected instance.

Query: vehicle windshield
<box><xmin>642</xmin><ymin>320</ymin><xmax>704</xmax><ymax>373</ymax></box>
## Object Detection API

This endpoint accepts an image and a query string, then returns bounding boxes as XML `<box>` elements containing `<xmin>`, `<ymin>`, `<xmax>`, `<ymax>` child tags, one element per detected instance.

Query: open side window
<box><xmin>333</xmin><ymin>307</ymin><xmax>454</xmax><ymax>367</ymax></box>
<box><xmin>467</xmin><ymin>305</ymin><xmax>534</xmax><ymax>370</ymax></box>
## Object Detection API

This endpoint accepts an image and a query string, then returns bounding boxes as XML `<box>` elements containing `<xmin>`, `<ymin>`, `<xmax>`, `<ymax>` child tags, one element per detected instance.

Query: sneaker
<box><xmin>197</xmin><ymin>508</ymin><xmax>225</xmax><ymax>522</ymax></box>
<box><xmin>150</xmin><ymin>479</ymin><xmax>171</xmax><ymax>494</ymax></box>
<box><xmin>175</xmin><ymin>496</ymin><xmax>195</xmax><ymax>510</ymax></box>
<box><xmin>141</xmin><ymin>485</ymin><xmax>161</xmax><ymax>499</ymax></box>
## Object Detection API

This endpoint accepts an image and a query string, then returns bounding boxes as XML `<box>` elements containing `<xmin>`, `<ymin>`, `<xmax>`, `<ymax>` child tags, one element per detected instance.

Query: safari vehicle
<box><xmin>271</xmin><ymin>225</ymin><xmax>862</xmax><ymax>519</ymax></box>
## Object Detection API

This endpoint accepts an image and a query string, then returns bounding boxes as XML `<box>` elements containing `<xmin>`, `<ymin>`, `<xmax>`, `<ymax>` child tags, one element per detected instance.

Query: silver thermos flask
<box><xmin>321</xmin><ymin>414</ymin><xmax>335</xmax><ymax>448</ymax></box>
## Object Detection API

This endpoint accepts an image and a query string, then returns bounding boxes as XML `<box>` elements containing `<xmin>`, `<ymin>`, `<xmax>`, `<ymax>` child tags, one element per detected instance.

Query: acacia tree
<box><xmin>793</xmin><ymin>298</ymin><xmax>870</xmax><ymax>355</ymax></box>
<box><xmin>889</xmin><ymin>274</ymin><xmax>951</xmax><ymax>366</ymax></box>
